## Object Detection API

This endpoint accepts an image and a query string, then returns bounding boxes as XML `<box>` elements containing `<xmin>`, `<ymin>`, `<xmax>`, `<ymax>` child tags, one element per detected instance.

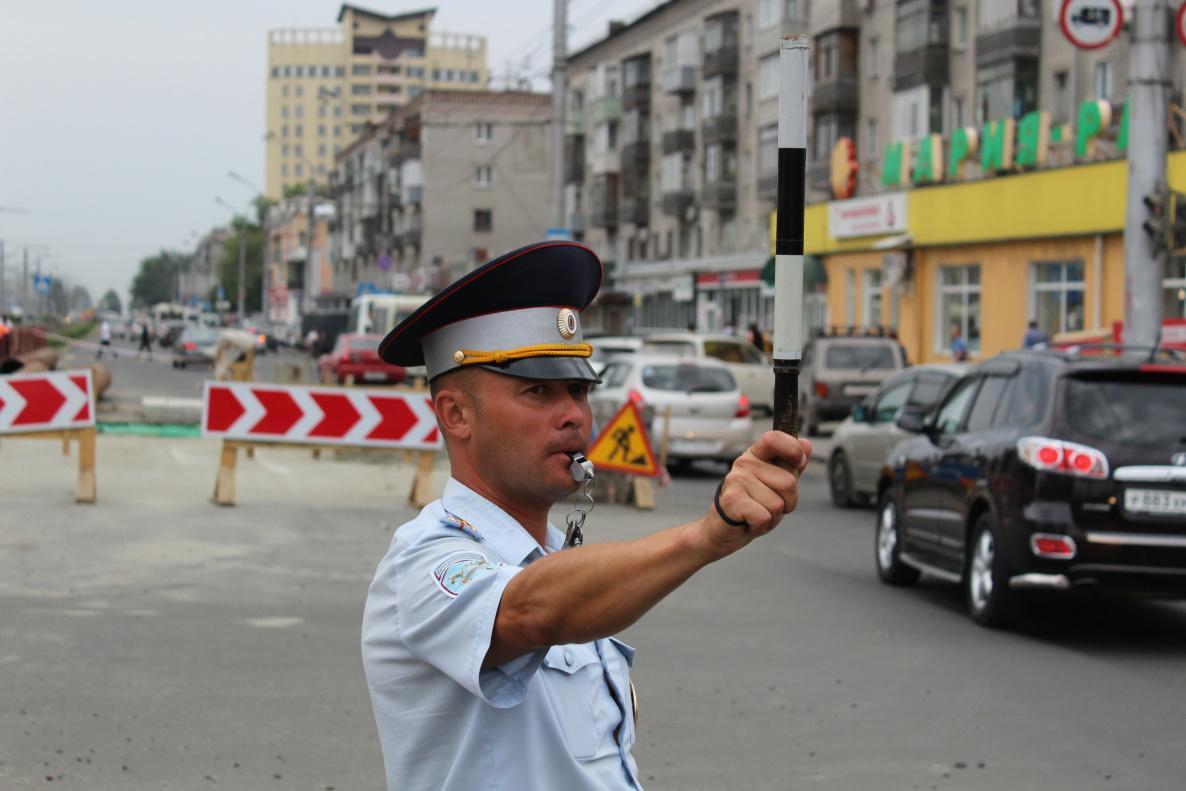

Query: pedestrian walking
<box><xmin>361</xmin><ymin>242</ymin><xmax>813</xmax><ymax>791</ymax></box>
<box><xmin>1022</xmin><ymin>320</ymin><xmax>1050</xmax><ymax>349</ymax></box>
<box><xmin>137</xmin><ymin>322</ymin><xmax>153</xmax><ymax>357</ymax></box>
<box><xmin>96</xmin><ymin>319</ymin><xmax>116</xmax><ymax>360</ymax></box>
<box><xmin>950</xmin><ymin>324</ymin><xmax>968</xmax><ymax>361</ymax></box>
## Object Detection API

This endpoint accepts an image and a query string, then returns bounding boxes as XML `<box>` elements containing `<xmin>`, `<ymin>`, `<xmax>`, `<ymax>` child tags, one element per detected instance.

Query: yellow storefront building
<box><xmin>803</xmin><ymin>151</ymin><xmax>1186</xmax><ymax>365</ymax></box>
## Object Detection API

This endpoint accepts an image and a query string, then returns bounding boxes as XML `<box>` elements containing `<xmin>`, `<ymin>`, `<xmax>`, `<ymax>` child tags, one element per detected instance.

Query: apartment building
<box><xmin>265</xmin><ymin>197</ymin><xmax>334</xmax><ymax>324</ymax></box>
<box><xmin>179</xmin><ymin>228</ymin><xmax>228</xmax><ymax>307</ymax></box>
<box><xmin>265</xmin><ymin>4</ymin><xmax>489</xmax><ymax>199</ymax></box>
<box><xmin>566</xmin><ymin>0</ymin><xmax>1186</xmax><ymax>359</ymax></box>
<box><xmin>326</xmin><ymin>90</ymin><xmax>553</xmax><ymax>299</ymax></box>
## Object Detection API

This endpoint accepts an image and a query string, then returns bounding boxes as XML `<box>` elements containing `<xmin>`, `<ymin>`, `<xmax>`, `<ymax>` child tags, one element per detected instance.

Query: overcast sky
<box><xmin>0</xmin><ymin>0</ymin><xmax>655</xmax><ymax>308</ymax></box>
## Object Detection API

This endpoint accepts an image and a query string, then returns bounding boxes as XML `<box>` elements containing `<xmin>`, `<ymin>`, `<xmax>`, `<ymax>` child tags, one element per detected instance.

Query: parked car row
<box><xmin>824</xmin><ymin>347</ymin><xmax>1186</xmax><ymax>630</ymax></box>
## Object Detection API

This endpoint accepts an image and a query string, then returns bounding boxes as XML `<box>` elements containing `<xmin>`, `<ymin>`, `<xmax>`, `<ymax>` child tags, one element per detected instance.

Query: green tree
<box><xmin>214</xmin><ymin>217</ymin><xmax>265</xmax><ymax>316</ymax></box>
<box><xmin>69</xmin><ymin>285</ymin><xmax>92</xmax><ymax>313</ymax></box>
<box><xmin>131</xmin><ymin>250</ymin><xmax>187</xmax><ymax>307</ymax></box>
<box><xmin>99</xmin><ymin>288</ymin><xmax>123</xmax><ymax>314</ymax></box>
<box><xmin>282</xmin><ymin>183</ymin><xmax>328</xmax><ymax>199</ymax></box>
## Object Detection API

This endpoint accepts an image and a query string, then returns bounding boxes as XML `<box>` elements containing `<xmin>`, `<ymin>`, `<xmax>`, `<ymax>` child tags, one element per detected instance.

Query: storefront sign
<box><xmin>1060</xmin><ymin>0</ymin><xmax>1123</xmax><ymax>50</ymax></box>
<box><xmin>695</xmin><ymin>270</ymin><xmax>762</xmax><ymax>288</ymax></box>
<box><xmin>877</xmin><ymin>98</ymin><xmax>1129</xmax><ymax>190</ymax></box>
<box><xmin>828</xmin><ymin>194</ymin><xmax>908</xmax><ymax>239</ymax></box>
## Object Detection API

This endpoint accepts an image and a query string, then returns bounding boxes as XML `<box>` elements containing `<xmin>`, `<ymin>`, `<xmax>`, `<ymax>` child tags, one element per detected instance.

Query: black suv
<box><xmin>874</xmin><ymin>348</ymin><xmax>1186</xmax><ymax>627</ymax></box>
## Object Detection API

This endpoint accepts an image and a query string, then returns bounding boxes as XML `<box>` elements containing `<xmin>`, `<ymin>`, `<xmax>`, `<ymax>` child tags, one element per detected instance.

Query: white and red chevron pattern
<box><xmin>0</xmin><ymin>370</ymin><xmax>95</xmax><ymax>435</ymax></box>
<box><xmin>201</xmin><ymin>382</ymin><xmax>442</xmax><ymax>449</ymax></box>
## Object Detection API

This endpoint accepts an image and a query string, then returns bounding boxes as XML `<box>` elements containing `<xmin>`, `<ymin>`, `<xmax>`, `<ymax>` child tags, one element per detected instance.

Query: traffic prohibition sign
<box><xmin>0</xmin><ymin>370</ymin><xmax>95</xmax><ymax>435</ymax></box>
<box><xmin>1060</xmin><ymin>0</ymin><xmax>1123</xmax><ymax>50</ymax></box>
<box><xmin>201</xmin><ymin>382</ymin><xmax>442</xmax><ymax>449</ymax></box>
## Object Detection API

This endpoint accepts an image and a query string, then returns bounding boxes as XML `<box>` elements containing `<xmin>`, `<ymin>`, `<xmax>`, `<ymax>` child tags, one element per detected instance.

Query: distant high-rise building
<box><xmin>265</xmin><ymin>4</ymin><xmax>488</xmax><ymax>199</ymax></box>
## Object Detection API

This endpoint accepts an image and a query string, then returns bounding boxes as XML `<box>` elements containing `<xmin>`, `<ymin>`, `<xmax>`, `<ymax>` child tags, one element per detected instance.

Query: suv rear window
<box><xmin>825</xmin><ymin>344</ymin><xmax>897</xmax><ymax>370</ymax></box>
<box><xmin>641</xmin><ymin>364</ymin><xmax>735</xmax><ymax>393</ymax></box>
<box><xmin>1063</xmin><ymin>374</ymin><xmax>1186</xmax><ymax>445</ymax></box>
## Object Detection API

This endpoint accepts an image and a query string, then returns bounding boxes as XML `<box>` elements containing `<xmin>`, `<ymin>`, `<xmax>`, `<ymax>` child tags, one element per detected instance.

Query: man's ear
<box><xmin>434</xmin><ymin>388</ymin><xmax>474</xmax><ymax>441</ymax></box>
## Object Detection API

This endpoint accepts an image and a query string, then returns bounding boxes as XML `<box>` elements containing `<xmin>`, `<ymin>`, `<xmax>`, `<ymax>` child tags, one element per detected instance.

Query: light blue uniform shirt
<box><xmin>362</xmin><ymin>478</ymin><xmax>641</xmax><ymax>791</ymax></box>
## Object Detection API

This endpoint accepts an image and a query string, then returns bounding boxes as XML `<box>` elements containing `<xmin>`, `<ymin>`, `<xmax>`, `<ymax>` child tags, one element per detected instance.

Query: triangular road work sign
<box><xmin>587</xmin><ymin>401</ymin><xmax>660</xmax><ymax>477</ymax></box>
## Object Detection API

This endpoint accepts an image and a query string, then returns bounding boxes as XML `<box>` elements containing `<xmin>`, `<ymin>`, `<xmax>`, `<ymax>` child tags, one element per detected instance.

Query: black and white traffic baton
<box><xmin>773</xmin><ymin>35</ymin><xmax>809</xmax><ymax>452</ymax></box>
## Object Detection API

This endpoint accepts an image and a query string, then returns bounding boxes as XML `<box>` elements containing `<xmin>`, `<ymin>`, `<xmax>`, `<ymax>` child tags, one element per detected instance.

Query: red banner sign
<box><xmin>201</xmin><ymin>382</ymin><xmax>442</xmax><ymax>449</ymax></box>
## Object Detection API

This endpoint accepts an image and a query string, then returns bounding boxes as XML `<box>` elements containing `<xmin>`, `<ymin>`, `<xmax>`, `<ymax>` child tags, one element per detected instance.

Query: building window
<box><xmin>334</xmin><ymin>144</ymin><xmax>342</xmax><ymax>155</ymax></box>
<box><xmin>272</xmin><ymin>66</ymin><xmax>281</xmax><ymax>78</ymax></box>
<box><xmin>758</xmin><ymin>53</ymin><xmax>778</xmax><ymax>99</ymax></box>
<box><xmin>295</xmin><ymin>105</ymin><xmax>304</xmax><ymax>118</ymax></box>
<box><xmin>867</xmin><ymin>38</ymin><xmax>880</xmax><ymax>78</ymax></box>
<box><xmin>282</xmin><ymin>105</ymin><xmax>290</xmax><ymax>118</ymax></box>
<box><xmin>758</xmin><ymin>0</ymin><xmax>781</xmax><ymax>27</ymax></box>
<box><xmin>351</xmin><ymin>104</ymin><xmax>370</xmax><ymax>115</ymax></box>
<box><xmin>936</xmin><ymin>264</ymin><xmax>982</xmax><ymax>355</ymax></box>
<box><xmin>334</xmin><ymin>105</ymin><xmax>342</xmax><ymax>118</ymax></box>
<box><xmin>282</xmin><ymin>144</ymin><xmax>290</xmax><ymax>156</ymax></box>
<box><xmin>282</xmin><ymin>125</ymin><xmax>289</xmax><ymax>138</ymax></box>
<box><xmin>334</xmin><ymin>125</ymin><xmax>342</xmax><ymax>137</ymax></box>
<box><xmin>295</xmin><ymin>144</ymin><xmax>303</xmax><ymax>157</ymax></box>
<box><xmin>1093</xmin><ymin>61</ymin><xmax>1113</xmax><ymax>101</ymax></box>
<box><xmin>352</xmin><ymin>83</ymin><xmax>373</xmax><ymax>95</ymax></box>
<box><xmin>954</xmin><ymin>6</ymin><xmax>968</xmax><ymax>47</ymax></box>
<box><xmin>295</xmin><ymin>65</ymin><xmax>304</xmax><ymax>78</ymax></box>
<box><xmin>474</xmin><ymin>209</ymin><xmax>492</xmax><ymax>232</ymax></box>
<box><xmin>758</xmin><ymin>124</ymin><xmax>778</xmax><ymax>176</ymax></box>
<box><xmin>295</xmin><ymin>85</ymin><xmax>303</xmax><ymax>97</ymax></box>
<box><xmin>475</xmin><ymin>122</ymin><xmax>493</xmax><ymax>142</ymax></box>
<box><xmin>335</xmin><ymin>66</ymin><xmax>346</xmax><ymax>77</ymax></box>
<box><xmin>282</xmin><ymin>84</ymin><xmax>290</xmax><ymax>97</ymax></box>
<box><xmin>318</xmin><ymin>164</ymin><xmax>326</xmax><ymax>175</ymax></box>
<box><xmin>785</xmin><ymin>0</ymin><xmax>800</xmax><ymax>20</ymax></box>
<box><xmin>318</xmin><ymin>104</ymin><xmax>327</xmax><ymax>119</ymax></box>
<box><xmin>353</xmin><ymin>64</ymin><xmax>372</xmax><ymax>76</ymax></box>
<box><xmin>318</xmin><ymin>144</ymin><xmax>327</xmax><ymax>156</ymax></box>
<box><xmin>863</xmin><ymin>269</ymin><xmax>883</xmax><ymax>326</ymax></box>
<box><xmin>281</xmin><ymin>164</ymin><xmax>289</xmax><ymax>177</ymax></box>
<box><xmin>1031</xmin><ymin>260</ymin><xmax>1085</xmax><ymax>337</ymax></box>
<box><xmin>953</xmin><ymin>96</ymin><xmax>967</xmax><ymax>130</ymax></box>
<box><xmin>295</xmin><ymin>124</ymin><xmax>303</xmax><ymax>137</ymax></box>
<box><xmin>1053</xmin><ymin>71</ymin><xmax>1070</xmax><ymax>123</ymax></box>
<box><xmin>318</xmin><ymin>124</ymin><xmax>326</xmax><ymax>137</ymax></box>
<box><xmin>295</xmin><ymin>163</ymin><xmax>304</xmax><ymax>177</ymax></box>
<box><xmin>866</xmin><ymin>118</ymin><xmax>879</xmax><ymax>156</ymax></box>
<box><xmin>1166</xmin><ymin>256</ymin><xmax>1186</xmax><ymax>318</ymax></box>
<box><xmin>475</xmin><ymin>165</ymin><xmax>493</xmax><ymax>186</ymax></box>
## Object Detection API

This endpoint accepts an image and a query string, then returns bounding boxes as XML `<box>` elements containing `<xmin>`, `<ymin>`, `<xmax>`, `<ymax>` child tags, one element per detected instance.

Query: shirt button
<box><xmin>564</xmin><ymin>650</ymin><xmax>574</xmax><ymax>667</ymax></box>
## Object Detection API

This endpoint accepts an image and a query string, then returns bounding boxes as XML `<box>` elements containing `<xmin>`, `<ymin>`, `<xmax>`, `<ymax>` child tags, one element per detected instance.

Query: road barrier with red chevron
<box><xmin>0</xmin><ymin>370</ymin><xmax>97</xmax><ymax>502</ymax></box>
<box><xmin>201</xmin><ymin>382</ymin><xmax>442</xmax><ymax>505</ymax></box>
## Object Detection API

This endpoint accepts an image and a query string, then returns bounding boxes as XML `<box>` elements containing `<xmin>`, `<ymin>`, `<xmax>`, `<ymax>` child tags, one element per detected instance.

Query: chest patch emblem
<box><xmin>431</xmin><ymin>551</ymin><xmax>504</xmax><ymax>598</ymax></box>
<box><xmin>440</xmin><ymin>514</ymin><xmax>482</xmax><ymax>539</ymax></box>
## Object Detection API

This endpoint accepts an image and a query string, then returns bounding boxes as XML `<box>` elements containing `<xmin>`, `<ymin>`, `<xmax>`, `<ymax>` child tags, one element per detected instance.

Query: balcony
<box><xmin>701</xmin><ymin>113</ymin><xmax>738</xmax><ymax>145</ymax></box>
<box><xmin>568</xmin><ymin>211</ymin><xmax>586</xmax><ymax>233</ymax></box>
<box><xmin>662</xmin><ymin>129</ymin><xmax>695</xmax><ymax>154</ymax></box>
<box><xmin>701</xmin><ymin>181</ymin><xmax>737</xmax><ymax>212</ymax></box>
<box><xmin>591</xmin><ymin>202</ymin><xmax>619</xmax><ymax>228</ymax></box>
<box><xmin>758</xmin><ymin>174</ymin><xmax>778</xmax><ymax>201</ymax></box>
<box><xmin>812</xmin><ymin>76</ymin><xmax>859</xmax><ymax>114</ymax></box>
<box><xmin>660</xmin><ymin>65</ymin><xmax>696</xmax><ymax>94</ymax></box>
<box><xmin>975</xmin><ymin>18</ymin><xmax>1041</xmax><ymax>68</ymax></box>
<box><xmin>620</xmin><ymin>141</ymin><xmax>649</xmax><ymax>173</ymax></box>
<box><xmin>567</xmin><ymin>111</ymin><xmax>585</xmax><ymax>136</ymax></box>
<box><xmin>622</xmin><ymin>82</ymin><xmax>651</xmax><ymax>110</ymax></box>
<box><xmin>286</xmin><ymin>245</ymin><xmax>309</xmax><ymax>263</ymax></box>
<box><xmin>617</xmin><ymin>197</ymin><xmax>649</xmax><ymax>226</ymax></box>
<box><xmin>590</xmin><ymin>150</ymin><xmax>620</xmax><ymax>175</ymax></box>
<box><xmin>808</xmin><ymin>0</ymin><xmax>860</xmax><ymax>36</ymax></box>
<box><xmin>894</xmin><ymin>44</ymin><xmax>950</xmax><ymax>91</ymax></box>
<box><xmin>702</xmin><ymin>44</ymin><xmax>740</xmax><ymax>78</ymax></box>
<box><xmin>588</xmin><ymin>95</ymin><xmax>622</xmax><ymax>123</ymax></box>
<box><xmin>661</xmin><ymin>189</ymin><xmax>695</xmax><ymax>218</ymax></box>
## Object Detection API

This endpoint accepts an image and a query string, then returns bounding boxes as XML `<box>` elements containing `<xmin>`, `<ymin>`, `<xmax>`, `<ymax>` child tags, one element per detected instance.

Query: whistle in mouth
<box><xmin>567</xmin><ymin>451</ymin><xmax>594</xmax><ymax>482</ymax></box>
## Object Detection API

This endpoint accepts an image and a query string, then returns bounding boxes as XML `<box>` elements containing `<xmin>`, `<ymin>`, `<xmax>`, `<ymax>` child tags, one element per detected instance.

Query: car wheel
<box><xmin>875</xmin><ymin>491</ymin><xmax>920</xmax><ymax>586</ymax></box>
<box><xmin>967</xmin><ymin>514</ymin><xmax>1021</xmax><ymax>628</ymax></box>
<box><xmin>828</xmin><ymin>451</ymin><xmax>856</xmax><ymax>507</ymax></box>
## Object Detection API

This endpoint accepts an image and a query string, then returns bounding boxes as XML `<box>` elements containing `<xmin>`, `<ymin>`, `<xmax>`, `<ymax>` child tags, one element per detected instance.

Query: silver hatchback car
<box><xmin>827</xmin><ymin>363</ymin><xmax>966</xmax><ymax>506</ymax></box>
<box><xmin>590</xmin><ymin>354</ymin><xmax>753</xmax><ymax>467</ymax></box>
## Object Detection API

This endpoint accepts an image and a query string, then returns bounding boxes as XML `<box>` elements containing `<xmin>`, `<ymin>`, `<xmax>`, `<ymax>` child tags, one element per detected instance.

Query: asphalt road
<box><xmin>2</xmin><ymin>414</ymin><xmax>1185</xmax><ymax>788</ymax></box>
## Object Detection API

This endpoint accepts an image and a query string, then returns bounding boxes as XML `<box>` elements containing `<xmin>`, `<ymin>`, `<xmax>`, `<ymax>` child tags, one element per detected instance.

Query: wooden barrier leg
<box><xmin>632</xmin><ymin>476</ymin><xmax>655</xmax><ymax>509</ymax></box>
<box><xmin>213</xmin><ymin>440</ymin><xmax>238</xmax><ymax>506</ymax></box>
<box><xmin>62</xmin><ymin>435</ymin><xmax>71</xmax><ymax>455</ymax></box>
<box><xmin>75</xmin><ymin>428</ymin><xmax>96</xmax><ymax>504</ymax></box>
<box><xmin>408</xmin><ymin>450</ymin><xmax>435</xmax><ymax>508</ymax></box>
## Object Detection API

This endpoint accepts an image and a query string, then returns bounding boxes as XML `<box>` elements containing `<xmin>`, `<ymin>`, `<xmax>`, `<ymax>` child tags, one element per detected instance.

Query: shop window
<box><xmin>936</xmin><ymin>264</ymin><xmax>981</xmax><ymax>355</ymax></box>
<box><xmin>1030</xmin><ymin>260</ymin><xmax>1085</xmax><ymax>337</ymax></box>
<box><xmin>1164</xmin><ymin>256</ymin><xmax>1186</xmax><ymax>318</ymax></box>
<box><xmin>863</xmin><ymin>269</ymin><xmax>883</xmax><ymax>327</ymax></box>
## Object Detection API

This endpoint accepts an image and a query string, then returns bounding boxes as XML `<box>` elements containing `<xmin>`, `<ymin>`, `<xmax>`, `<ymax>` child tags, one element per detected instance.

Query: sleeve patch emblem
<box><xmin>431</xmin><ymin>551</ymin><xmax>505</xmax><ymax>598</ymax></box>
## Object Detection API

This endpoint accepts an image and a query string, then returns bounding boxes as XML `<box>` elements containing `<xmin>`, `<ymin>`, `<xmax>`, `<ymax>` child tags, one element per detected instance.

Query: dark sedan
<box><xmin>874</xmin><ymin>349</ymin><xmax>1186</xmax><ymax>627</ymax></box>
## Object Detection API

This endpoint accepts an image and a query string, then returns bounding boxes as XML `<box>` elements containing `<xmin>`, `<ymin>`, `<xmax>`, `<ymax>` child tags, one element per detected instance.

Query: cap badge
<box><xmin>453</xmin><ymin>350</ymin><xmax>466</xmax><ymax>364</ymax></box>
<box><xmin>557</xmin><ymin>308</ymin><xmax>578</xmax><ymax>340</ymax></box>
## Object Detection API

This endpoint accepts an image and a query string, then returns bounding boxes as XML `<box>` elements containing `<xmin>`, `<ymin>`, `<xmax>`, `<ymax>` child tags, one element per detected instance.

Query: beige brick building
<box><xmin>265</xmin><ymin>4</ymin><xmax>488</xmax><ymax>199</ymax></box>
<box><xmin>326</xmin><ymin>90</ymin><xmax>553</xmax><ymax>299</ymax></box>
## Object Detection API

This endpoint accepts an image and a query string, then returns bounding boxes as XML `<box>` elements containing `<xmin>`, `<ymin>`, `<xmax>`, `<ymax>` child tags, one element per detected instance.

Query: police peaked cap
<box><xmin>379</xmin><ymin>241</ymin><xmax>603</xmax><ymax>382</ymax></box>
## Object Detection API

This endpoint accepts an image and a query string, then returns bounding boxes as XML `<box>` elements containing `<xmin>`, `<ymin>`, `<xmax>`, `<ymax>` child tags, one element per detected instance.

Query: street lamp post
<box><xmin>215</xmin><ymin>197</ymin><xmax>249</xmax><ymax>319</ymax></box>
<box><xmin>229</xmin><ymin>171</ymin><xmax>268</xmax><ymax>320</ymax></box>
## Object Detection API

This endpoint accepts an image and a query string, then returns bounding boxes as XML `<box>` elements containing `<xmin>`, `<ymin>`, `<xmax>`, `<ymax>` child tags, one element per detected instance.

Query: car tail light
<box><xmin>1017</xmin><ymin>437</ymin><xmax>1109</xmax><ymax>479</ymax></box>
<box><xmin>814</xmin><ymin>382</ymin><xmax>828</xmax><ymax>398</ymax></box>
<box><xmin>184</xmin><ymin>342</ymin><xmax>195</xmax><ymax>351</ymax></box>
<box><xmin>258</xmin><ymin>334</ymin><xmax>266</xmax><ymax>344</ymax></box>
<box><xmin>1030</xmin><ymin>532</ymin><xmax>1077</xmax><ymax>559</ymax></box>
<box><xmin>628</xmin><ymin>389</ymin><xmax>644</xmax><ymax>405</ymax></box>
<box><xmin>734</xmin><ymin>393</ymin><xmax>750</xmax><ymax>419</ymax></box>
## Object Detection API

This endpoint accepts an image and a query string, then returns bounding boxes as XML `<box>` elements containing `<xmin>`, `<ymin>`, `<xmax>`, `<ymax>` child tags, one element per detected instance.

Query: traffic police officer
<box><xmin>361</xmin><ymin>242</ymin><xmax>811</xmax><ymax>791</ymax></box>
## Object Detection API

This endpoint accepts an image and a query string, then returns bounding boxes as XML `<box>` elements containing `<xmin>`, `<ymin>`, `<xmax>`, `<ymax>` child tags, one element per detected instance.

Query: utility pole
<box><xmin>306</xmin><ymin>176</ymin><xmax>317</xmax><ymax>316</ymax></box>
<box><xmin>1124</xmin><ymin>0</ymin><xmax>1171</xmax><ymax>347</ymax></box>
<box><xmin>237</xmin><ymin>223</ymin><xmax>247</xmax><ymax>319</ymax></box>
<box><xmin>1</xmin><ymin>240</ymin><xmax>6</xmax><ymax>317</ymax></box>
<box><xmin>548</xmin><ymin>0</ymin><xmax>568</xmax><ymax>233</ymax></box>
<box><xmin>22</xmin><ymin>249</ymin><xmax>28</xmax><ymax>322</ymax></box>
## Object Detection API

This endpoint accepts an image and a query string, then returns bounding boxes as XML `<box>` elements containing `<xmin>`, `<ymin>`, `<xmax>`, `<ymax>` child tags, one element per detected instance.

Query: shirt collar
<box><xmin>442</xmin><ymin>478</ymin><xmax>564</xmax><ymax>565</ymax></box>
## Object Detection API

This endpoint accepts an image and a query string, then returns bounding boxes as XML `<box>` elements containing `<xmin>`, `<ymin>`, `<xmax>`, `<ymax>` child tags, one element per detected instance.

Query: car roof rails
<box><xmin>811</xmin><ymin>325</ymin><xmax>899</xmax><ymax>339</ymax></box>
<box><xmin>1039</xmin><ymin>343</ymin><xmax>1186</xmax><ymax>362</ymax></box>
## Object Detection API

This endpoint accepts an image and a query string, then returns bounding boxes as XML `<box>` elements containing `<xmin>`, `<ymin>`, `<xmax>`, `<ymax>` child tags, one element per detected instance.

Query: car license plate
<box><xmin>669</xmin><ymin>439</ymin><xmax>721</xmax><ymax>455</ymax></box>
<box><xmin>1124</xmin><ymin>489</ymin><xmax>1186</xmax><ymax>516</ymax></box>
<box><xmin>363</xmin><ymin>371</ymin><xmax>387</xmax><ymax>380</ymax></box>
<box><xmin>844</xmin><ymin>384</ymin><xmax>877</xmax><ymax>397</ymax></box>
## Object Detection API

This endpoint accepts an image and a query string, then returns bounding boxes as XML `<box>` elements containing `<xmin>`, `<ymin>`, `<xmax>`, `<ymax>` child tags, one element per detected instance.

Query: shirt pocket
<box><xmin>540</xmin><ymin>643</ymin><xmax>601</xmax><ymax>760</ymax></box>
